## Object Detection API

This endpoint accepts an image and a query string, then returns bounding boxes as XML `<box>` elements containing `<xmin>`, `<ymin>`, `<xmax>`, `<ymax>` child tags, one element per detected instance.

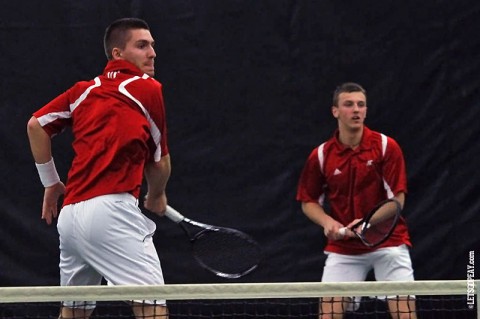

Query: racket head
<box><xmin>191</xmin><ymin>227</ymin><xmax>262</xmax><ymax>278</ymax></box>
<box><xmin>354</xmin><ymin>199</ymin><xmax>401</xmax><ymax>247</ymax></box>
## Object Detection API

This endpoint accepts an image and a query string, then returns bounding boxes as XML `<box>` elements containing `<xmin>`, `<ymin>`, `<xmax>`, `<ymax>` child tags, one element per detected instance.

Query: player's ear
<box><xmin>331</xmin><ymin>105</ymin><xmax>338</xmax><ymax>118</ymax></box>
<box><xmin>112</xmin><ymin>48</ymin><xmax>122</xmax><ymax>60</ymax></box>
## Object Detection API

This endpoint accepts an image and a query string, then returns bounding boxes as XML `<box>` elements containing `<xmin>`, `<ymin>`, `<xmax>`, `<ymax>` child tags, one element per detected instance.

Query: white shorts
<box><xmin>322</xmin><ymin>245</ymin><xmax>414</xmax><ymax>282</ymax></box>
<box><xmin>322</xmin><ymin>245</ymin><xmax>415</xmax><ymax>310</ymax></box>
<box><xmin>57</xmin><ymin>193</ymin><xmax>165</xmax><ymax>308</ymax></box>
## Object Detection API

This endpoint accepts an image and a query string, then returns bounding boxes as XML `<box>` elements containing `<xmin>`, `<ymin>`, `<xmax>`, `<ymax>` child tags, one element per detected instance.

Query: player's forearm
<box><xmin>27</xmin><ymin>116</ymin><xmax>52</xmax><ymax>163</ymax></box>
<box><xmin>372</xmin><ymin>192</ymin><xmax>405</xmax><ymax>223</ymax></box>
<box><xmin>144</xmin><ymin>154</ymin><xmax>171</xmax><ymax>198</ymax></box>
<box><xmin>393</xmin><ymin>192</ymin><xmax>405</xmax><ymax>209</ymax></box>
<box><xmin>301</xmin><ymin>202</ymin><xmax>335</xmax><ymax>228</ymax></box>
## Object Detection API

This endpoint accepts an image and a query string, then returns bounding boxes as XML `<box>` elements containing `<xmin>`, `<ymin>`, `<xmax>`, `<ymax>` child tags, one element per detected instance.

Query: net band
<box><xmin>0</xmin><ymin>280</ymin><xmax>476</xmax><ymax>303</ymax></box>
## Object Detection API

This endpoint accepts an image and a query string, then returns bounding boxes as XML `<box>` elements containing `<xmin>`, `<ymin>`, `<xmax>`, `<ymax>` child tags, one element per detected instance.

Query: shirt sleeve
<box><xmin>296</xmin><ymin>147</ymin><xmax>325</xmax><ymax>203</ymax></box>
<box><xmin>382</xmin><ymin>137</ymin><xmax>408</xmax><ymax>195</ymax></box>
<box><xmin>32</xmin><ymin>91</ymin><xmax>72</xmax><ymax>137</ymax></box>
<box><xmin>142</xmin><ymin>80</ymin><xmax>169</xmax><ymax>161</ymax></box>
<box><xmin>153</xmin><ymin>85</ymin><xmax>169</xmax><ymax>158</ymax></box>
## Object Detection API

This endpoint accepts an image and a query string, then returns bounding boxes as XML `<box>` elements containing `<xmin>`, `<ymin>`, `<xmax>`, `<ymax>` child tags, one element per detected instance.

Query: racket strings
<box><xmin>361</xmin><ymin>218</ymin><xmax>395</xmax><ymax>243</ymax></box>
<box><xmin>356</xmin><ymin>199</ymin><xmax>402</xmax><ymax>247</ymax></box>
<box><xmin>192</xmin><ymin>230</ymin><xmax>261</xmax><ymax>277</ymax></box>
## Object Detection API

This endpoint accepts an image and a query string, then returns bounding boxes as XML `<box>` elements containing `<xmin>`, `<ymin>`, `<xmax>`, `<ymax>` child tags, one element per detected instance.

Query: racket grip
<box><xmin>338</xmin><ymin>227</ymin><xmax>347</xmax><ymax>236</ymax></box>
<box><xmin>360</xmin><ymin>222</ymin><xmax>371</xmax><ymax>231</ymax></box>
<box><xmin>165</xmin><ymin>205</ymin><xmax>185</xmax><ymax>223</ymax></box>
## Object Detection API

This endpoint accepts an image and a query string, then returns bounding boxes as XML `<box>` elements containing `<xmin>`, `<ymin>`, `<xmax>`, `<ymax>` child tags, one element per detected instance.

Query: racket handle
<box><xmin>338</xmin><ymin>223</ymin><xmax>369</xmax><ymax>236</ymax></box>
<box><xmin>165</xmin><ymin>205</ymin><xmax>185</xmax><ymax>223</ymax></box>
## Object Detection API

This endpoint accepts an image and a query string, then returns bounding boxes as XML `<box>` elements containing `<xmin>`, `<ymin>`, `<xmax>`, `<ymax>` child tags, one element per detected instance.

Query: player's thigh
<box><xmin>58</xmin><ymin>204</ymin><xmax>103</xmax><ymax>287</ymax></box>
<box><xmin>372</xmin><ymin>245</ymin><xmax>414</xmax><ymax>281</ymax></box>
<box><xmin>83</xmin><ymin>194</ymin><xmax>163</xmax><ymax>283</ymax></box>
<box><xmin>320</xmin><ymin>252</ymin><xmax>370</xmax><ymax>318</ymax></box>
<box><xmin>374</xmin><ymin>245</ymin><xmax>416</xmax><ymax>318</ymax></box>
<box><xmin>82</xmin><ymin>194</ymin><xmax>166</xmax><ymax>304</ymax></box>
<box><xmin>59</xmin><ymin>204</ymin><xmax>102</xmax><ymax>310</ymax></box>
<box><xmin>322</xmin><ymin>252</ymin><xmax>371</xmax><ymax>282</ymax></box>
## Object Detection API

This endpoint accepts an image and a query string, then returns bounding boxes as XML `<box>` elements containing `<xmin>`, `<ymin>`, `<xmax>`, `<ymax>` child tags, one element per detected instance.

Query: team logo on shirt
<box><xmin>107</xmin><ymin>71</ymin><xmax>120</xmax><ymax>79</ymax></box>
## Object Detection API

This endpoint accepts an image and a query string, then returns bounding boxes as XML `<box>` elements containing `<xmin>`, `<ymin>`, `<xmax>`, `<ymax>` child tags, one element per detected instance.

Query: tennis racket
<box><xmin>165</xmin><ymin>205</ymin><xmax>262</xmax><ymax>279</ymax></box>
<box><xmin>338</xmin><ymin>198</ymin><xmax>401</xmax><ymax>247</ymax></box>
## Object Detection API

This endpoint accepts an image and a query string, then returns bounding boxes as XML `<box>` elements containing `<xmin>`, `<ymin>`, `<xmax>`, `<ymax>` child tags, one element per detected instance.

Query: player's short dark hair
<box><xmin>104</xmin><ymin>18</ymin><xmax>150</xmax><ymax>60</ymax></box>
<box><xmin>332</xmin><ymin>82</ymin><xmax>367</xmax><ymax>106</ymax></box>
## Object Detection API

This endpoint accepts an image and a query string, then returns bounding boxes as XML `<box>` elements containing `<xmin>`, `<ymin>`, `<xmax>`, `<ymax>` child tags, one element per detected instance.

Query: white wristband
<box><xmin>35</xmin><ymin>158</ymin><xmax>61</xmax><ymax>187</ymax></box>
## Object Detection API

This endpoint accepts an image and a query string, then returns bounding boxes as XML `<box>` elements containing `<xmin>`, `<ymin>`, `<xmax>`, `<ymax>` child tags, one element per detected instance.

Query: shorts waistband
<box><xmin>65</xmin><ymin>193</ymin><xmax>139</xmax><ymax>208</ymax></box>
<box><xmin>92</xmin><ymin>192</ymin><xmax>138</xmax><ymax>205</ymax></box>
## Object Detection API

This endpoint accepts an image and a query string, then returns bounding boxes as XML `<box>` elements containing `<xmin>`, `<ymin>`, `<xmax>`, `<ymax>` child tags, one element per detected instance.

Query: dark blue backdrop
<box><xmin>0</xmin><ymin>0</ymin><xmax>478</xmax><ymax>287</ymax></box>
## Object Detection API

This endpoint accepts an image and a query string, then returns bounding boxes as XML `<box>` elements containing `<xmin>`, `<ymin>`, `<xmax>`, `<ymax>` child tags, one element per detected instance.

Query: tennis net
<box><xmin>0</xmin><ymin>280</ymin><xmax>477</xmax><ymax>318</ymax></box>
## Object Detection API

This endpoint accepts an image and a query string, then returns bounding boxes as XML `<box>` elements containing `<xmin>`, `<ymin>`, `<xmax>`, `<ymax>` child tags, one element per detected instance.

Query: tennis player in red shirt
<box><xmin>27</xmin><ymin>18</ymin><xmax>170</xmax><ymax>318</ymax></box>
<box><xmin>297</xmin><ymin>83</ymin><xmax>416</xmax><ymax>319</ymax></box>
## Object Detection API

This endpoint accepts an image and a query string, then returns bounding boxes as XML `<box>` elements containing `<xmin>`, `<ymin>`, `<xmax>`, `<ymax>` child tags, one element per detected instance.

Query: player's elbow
<box><xmin>27</xmin><ymin>116</ymin><xmax>41</xmax><ymax>134</ymax></box>
<box><xmin>147</xmin><ymin>154</ymin><xmax>171</xmax><ymax>177</ymax></box>
<box><xmin>157</xmin><ymin>154</ymin><xmax>171</xmax><ymax>171</ymax></box>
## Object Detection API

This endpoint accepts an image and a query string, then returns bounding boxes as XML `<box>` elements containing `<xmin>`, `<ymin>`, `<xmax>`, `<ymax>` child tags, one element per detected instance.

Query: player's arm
<box><xmin>392</xmin><ymin>192</ymin><xmax>405</xmax><ymax>209</ymax></box>
<box><xmin>382</xmin><ymin>136</ymin><xmax>407</xmax><ymax>209</ymax></box>
<box><xmin>367</xmin><ymin>191</ymin><xmax>404</xmax><ymax>224</ymax></box>
<box><xmin>26</xmin><ymin>116</ymin><xmax>65</xmax><ymax>225</ymax></box>
<box><xmin>27</xmin><ymin>117</ymin><xmax>52</xmax><ymax>163</ymax></box>
<box><xmin>301</xmin><ymin>201</ymin><xmax>345</xmax><ymax>241</ymax></box>
<box><xmin>143</xmin><ymin>154</ymin><xmax>171</xmax><ymax>216</ymax></box>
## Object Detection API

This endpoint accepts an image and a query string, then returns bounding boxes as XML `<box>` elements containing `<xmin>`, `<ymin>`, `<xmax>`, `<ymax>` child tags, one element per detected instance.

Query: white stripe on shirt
<box><xmin>118</xmin><ymin>76</ymin><xmax>162</xmax><ymax>162</ymax></box>
<box><xmin>37</xmin><ymin>111</ymin><xmax>71</xmax><ymax>126</ymax></box>
<box><xmin>70</xmin><ymin>77</ymin><xmax>101</xmax><ymax>113</ymax></box>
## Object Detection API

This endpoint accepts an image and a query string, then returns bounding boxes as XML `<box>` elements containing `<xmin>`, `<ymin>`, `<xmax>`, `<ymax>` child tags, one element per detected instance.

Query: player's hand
<box><xmin>143</xmin><ymin>192</ymin><xmax>167</xmax><ymax>216</ymax></box>
<box><xmin>338</xmin><ymin>218</ymin><xmax>364</xmax><ymax>238</ymax></box>
<box><xmin>42</xmin><ymin>182</ymin><xmax>65</xmax><ymax>225</ymax></box>
<box><xmin>323</xmin><ymin>220</ymin><xmax>347</xmax><ymax>241</ymax></box>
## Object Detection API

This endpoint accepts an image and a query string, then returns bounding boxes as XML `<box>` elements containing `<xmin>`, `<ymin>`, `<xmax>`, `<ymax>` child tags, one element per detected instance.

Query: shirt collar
<box><xmin>103</xmin><ymin>60</ymin><xmax>147</xmax><ymax>77</ymax></box>
<box><xmin>333</xmin><ymin>126</ymin><xmax>373</xmax><ymax>153</ymax></box>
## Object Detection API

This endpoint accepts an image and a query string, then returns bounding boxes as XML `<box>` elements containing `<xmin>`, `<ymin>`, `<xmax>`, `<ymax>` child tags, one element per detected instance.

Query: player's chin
<box><xmin>143</xmin><ymin>66</ymin><xmax>155</xmax><ymax>77</ymax></box>
<box><xmin>351</xmin><ymin>118</ymin><xmax>364</xmax><ymax>124</ymax></box>
<box><xmin>349</xmin><ymin>122</ymin><xmax>363</xmax><ymax>129</ymax></box>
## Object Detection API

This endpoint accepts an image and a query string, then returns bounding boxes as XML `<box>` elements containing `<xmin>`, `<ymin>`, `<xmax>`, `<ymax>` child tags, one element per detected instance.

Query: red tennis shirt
<box><xmin>296</xmin><ymin>127</ymin><xmax>411</xmax><ymax>254</ymax></box>
<box><xmin>33</xmin><ymin>60</ymin><xmax>169</xmax><ymax>206</ymax></box>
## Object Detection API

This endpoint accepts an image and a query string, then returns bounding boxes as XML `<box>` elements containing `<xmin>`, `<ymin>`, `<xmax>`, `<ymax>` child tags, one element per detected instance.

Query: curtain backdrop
<box><xmin>0</xmin><ymin>0</ymin><xmax>478</xmax><ymax>286</ymax></box>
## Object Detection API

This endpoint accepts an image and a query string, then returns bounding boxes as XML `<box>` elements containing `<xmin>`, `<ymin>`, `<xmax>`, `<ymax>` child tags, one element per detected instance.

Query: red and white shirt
<box><xmin>33</xmin><ymin>60</ymin><xmax>169</xmax><ymax>206</ymax></box>
<box><xmin>296</xmin><ymin>127</ymin><xmax>411</xmax><ymax>254</ymax></box>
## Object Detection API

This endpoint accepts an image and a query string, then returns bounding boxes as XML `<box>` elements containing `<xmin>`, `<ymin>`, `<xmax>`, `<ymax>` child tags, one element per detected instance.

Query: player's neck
<box><xmin>338</xmin><ymin>126</ymin><xmax>363</xmax><ymax>149</ymax></box>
